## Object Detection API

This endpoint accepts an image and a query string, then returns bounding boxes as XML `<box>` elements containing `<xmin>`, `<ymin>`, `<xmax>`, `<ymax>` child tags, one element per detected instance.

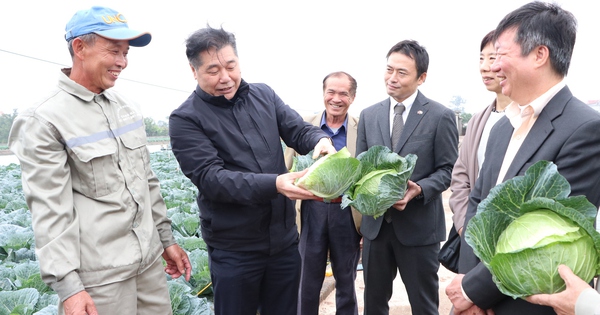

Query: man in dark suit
<box><xmin>357</xmin><ymin>40</ymin><xmax>458</xmax><ymax>315</ymax></box>
<box><xmin>446</xmin><ymin>2</ymin><xmax>600</xmax><ymax>315</ymax></box>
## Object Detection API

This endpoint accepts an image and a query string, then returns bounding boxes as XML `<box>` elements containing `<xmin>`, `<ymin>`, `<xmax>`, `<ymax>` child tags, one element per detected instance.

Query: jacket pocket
<box><xmin>405</xmin><ymin>132</ymin><xmax>433</xmax><ymax>144</ymax></box>
<box><xmin>119</xmin><ymin>130</ymin><xmax>149</xmax><ymax>180</ymax></box>
<box><xmin>69</xmin><ymin>143</ymin><xmax>119</xmax><ymax>198</ymax></box>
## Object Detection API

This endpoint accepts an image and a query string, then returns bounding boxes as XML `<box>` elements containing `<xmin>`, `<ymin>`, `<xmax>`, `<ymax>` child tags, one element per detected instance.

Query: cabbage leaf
<box><xmin>465</xmin><ymin>160</ymin><xmax>600</xmax><ymax>299</ymax></box>
<box><xmin>341</xmin><ymin>145</ymin><xmax>417</xmax><ymax>218</ymax></box>
<box><xmin>294</xmin><ymin>147</ymin><xmax>360</xmax><ymax>200</ymax></box>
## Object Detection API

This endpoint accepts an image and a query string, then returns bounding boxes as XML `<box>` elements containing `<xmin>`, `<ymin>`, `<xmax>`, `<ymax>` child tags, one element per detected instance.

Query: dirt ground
<box><xmin>318</xmin><ymin>189</ymin><xmax>455</xmax><ymax>315</ymax></box>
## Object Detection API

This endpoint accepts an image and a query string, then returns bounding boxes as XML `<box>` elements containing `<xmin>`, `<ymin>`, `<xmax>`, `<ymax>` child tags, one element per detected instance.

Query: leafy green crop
<box><xmin>0</xmin><ymin>151</ymin><xmax>213</xmax><ymax>314</ymax></box>
<box><xmin>342</xmin><ymin>146</ymin><xmax>417</xmax><ymax>218</ymax></box>
<box><xmin>465</xmin><ymin>160</ymin><xmax>600</xmax><ymax>298</ymax></box>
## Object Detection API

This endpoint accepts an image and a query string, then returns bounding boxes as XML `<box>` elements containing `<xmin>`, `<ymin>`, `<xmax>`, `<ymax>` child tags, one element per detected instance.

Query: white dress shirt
<box><xmin>495</xmin><ymin>80</ymin><xmax>566</xmax><ymax>184</ymax></box>
<box><xmin>388</xmin><ymin>90</ymin><xmax>418</xmax><ymax>137</ymax></box>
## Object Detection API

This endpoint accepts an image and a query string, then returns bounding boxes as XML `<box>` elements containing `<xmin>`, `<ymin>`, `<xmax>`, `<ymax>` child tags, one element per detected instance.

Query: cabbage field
<box><xmin>0</xmin><ymin>151</ymin><xmax>213</xmax><ymax>315</ymax></box>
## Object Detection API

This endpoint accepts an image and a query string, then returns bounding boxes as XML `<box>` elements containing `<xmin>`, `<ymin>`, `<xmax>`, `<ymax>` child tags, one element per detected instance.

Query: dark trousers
<box><xmin>208</xmin><ymin>243</ymin><xmax>301</xmax><ymax>315</ymax></box>
<box><xmin>362</xmin><ymin>221</ymin><xmax>440</xmax><ymax>315</ymax></box>
<box><xmin>298</xmin><ymin>200</ymin><xmax>361</xmax><ymax>315</ymax></box>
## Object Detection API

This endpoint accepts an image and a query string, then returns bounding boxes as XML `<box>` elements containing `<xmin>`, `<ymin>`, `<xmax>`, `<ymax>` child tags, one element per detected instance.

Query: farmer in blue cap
<box><xmin>9</xmin><ymin>6</ymin><xmax>190</xmax><ymax>315</ymax></box>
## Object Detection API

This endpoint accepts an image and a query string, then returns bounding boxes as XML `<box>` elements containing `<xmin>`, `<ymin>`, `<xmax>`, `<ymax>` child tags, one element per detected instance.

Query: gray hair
<box><xmin>67</xmin><ymin>33</ymin><xmax>98</xmax><ymax>57</ymax></box>
<box><xmin>185</xmin><ymin>25</ymin><xmax>237</xmax><ymax>69</ymax></box>
<box><xmin>494</xmin><ymin>1</ymin><xmax>576</xmax><ymax>76</ymax></box>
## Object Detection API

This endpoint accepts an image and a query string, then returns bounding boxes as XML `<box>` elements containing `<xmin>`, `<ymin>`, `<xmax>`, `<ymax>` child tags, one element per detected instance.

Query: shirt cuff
<box><xmin>576</xmin><ymin>288</ymin><xmax>600</xmax><ymax>315</ymax></box>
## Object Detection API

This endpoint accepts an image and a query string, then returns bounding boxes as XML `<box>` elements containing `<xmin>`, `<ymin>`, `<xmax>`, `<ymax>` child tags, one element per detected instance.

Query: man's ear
<box><xmin>71</xmin><ymin>37</ymin><xmax>86</xmax><ymax>59</ymax></box>
<box><xmin>533</xmin><ymin>45</ymin><xmax>550</xmax><ymax>69</ymax></box>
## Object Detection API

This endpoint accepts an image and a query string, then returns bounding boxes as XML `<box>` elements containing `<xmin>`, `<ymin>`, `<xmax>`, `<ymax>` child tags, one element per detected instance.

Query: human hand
<box><xmin>276</xmin><ymin>169</ymin><xmax>317</xmax><ymax>200</ymax></box>
<box><xmin>162</xmin><ymin>244</ymin><xmax>192</xmax><ymax>281</ymax></box>
<box><xmin>392</xmin><ymin>180</ymin><xmax>421</xmax><ymax>211</ymax></box>
<box><xmin>446</xmin><ymin>274</ymin><xmax>474</xmax><ymax>313</ymax></box>
<box><xmin>312</xmin><ymin>137</ymin><xmax>336</xmax><ymax>159</ymax></box>
<box><xmin>63</xmin><ymin>290</ymin><xmax>98</xmax><ymax>315</ymax></box>
<box><xmin>526</xmin><ymin>264</ymin><xmax>591</xmax><ymax>315</ymax></box>
<box><xmin>454</xmin><ymin>305</ymin><xmax>495</xmax><ymax>315</ymax></box>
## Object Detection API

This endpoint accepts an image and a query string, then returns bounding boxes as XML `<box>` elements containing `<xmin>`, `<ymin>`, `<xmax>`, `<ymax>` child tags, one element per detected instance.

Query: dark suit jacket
<box><xmin>357</xmin><ymin>91</ymin><xmax>459</xmax><ymax>245</ymax></box>
<box><xmin>458</xmin><ymin>86</ymin><xmax>600</xmax><ymax>314</ymax></box>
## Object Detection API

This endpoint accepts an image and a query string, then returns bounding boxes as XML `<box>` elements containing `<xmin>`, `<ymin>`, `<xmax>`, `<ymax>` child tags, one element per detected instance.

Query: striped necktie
<box><xmin>391</xmin><ymin>103</ymin><xmax>405</xmax><ymax>152</ymax></box>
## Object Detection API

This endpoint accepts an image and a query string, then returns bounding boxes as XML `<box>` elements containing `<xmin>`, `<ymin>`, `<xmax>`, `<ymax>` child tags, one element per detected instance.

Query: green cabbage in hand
<box><xmin>491</xmin><ymin>210</ymin><xmax>597</xmax><ymax>296</ymax></box>
<box><xmin>295</xmin><ymin>147</ymin><xmax>360</xmax><ymax>200</ymax></box>
<box><xmin>341</xmin><ymin>145</ymin><xmax>417</xmax><ymax>218</ymax></box>
<box><xmin>465</xmin><ymin>160</ymin><xmax>600</xmax><ymax>299</ymax></box>
<box><xmin>352</xmin><ymin>169</ymin><xmax>397</xmax><ymax>197</ymax></box>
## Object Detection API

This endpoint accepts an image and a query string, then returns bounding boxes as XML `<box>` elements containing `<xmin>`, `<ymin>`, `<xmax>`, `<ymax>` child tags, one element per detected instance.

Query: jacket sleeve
<box><xmin>448</xmin><ymin>147</ymin><xmax>469</xmax><ymax>230</ymax></box>
<box><xmin>462</xmin><ymin>263</ymin><xmax>506</xmax><ymax>309</ymax></box>
<box><xmin>576</xmin><ymin>288</ymin><xmax>600</xmax><ymax>315</ymax></box>
<box><xmin>552</xmin><ymin>118</ymin><xmax>600</xmax><ymax>206</ymax></box>
<box><xmin>8</xmin><ymin>113</ymin><xmax>85</xmax><ymax>301</ymax></box>
<box><xmin>417</xmin><ymin>108</ymin><xmax>459</xmax><ymax>203</ymax></box>
<box><xmin>169</xmin><ymin>112</ymin><xmax>279</xmax><ymax>204</ymax></box>
<box><xmin>449</xmin><ymin>116</ymin><xmax>478</xmax><ymax>231</ymax></box>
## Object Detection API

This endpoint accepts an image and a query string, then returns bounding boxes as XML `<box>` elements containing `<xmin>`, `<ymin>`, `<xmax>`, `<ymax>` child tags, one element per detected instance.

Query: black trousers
<box><xmin>362</xmin><ymin>221</ymin><xmax>440</xmax><ymax>315</ymax></box>
<box><xmin>298</xmin><ymin>200</ymin><xmax>361</xmax><ymax>315</ymax></box>
<box><xmin>208</xmin><ymin>243</ymin><xmax>301</xmax><ymax>315</ymax></box>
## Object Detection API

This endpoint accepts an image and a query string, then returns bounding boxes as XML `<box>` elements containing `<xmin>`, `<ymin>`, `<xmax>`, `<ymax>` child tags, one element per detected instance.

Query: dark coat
<box><xmin>169</xmin><ymin>80</ymin><xmax>327</xmax><ymax>255</ymax></box>
<box><xmin>459</xmin><ymin>86</ymin><xmax>600</xmax><ymax>314</ymax></box>
<box><xmin>357</xmin><ymin>91</ymin><xmax>459</xmax><ymax>245</ymax></box>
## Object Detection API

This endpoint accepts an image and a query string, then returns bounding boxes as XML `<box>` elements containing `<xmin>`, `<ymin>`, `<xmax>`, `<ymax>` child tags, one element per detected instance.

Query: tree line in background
<box><xmin>0</xmin><ymin>111</ymin><xmax>169</xmax><ymax>146</ymax></box>
<box><xmin>1</xmin><ymin>98</ymin><xmax>474</xmax><ymax>146</ymax></box>
<box><xmin>144</xmin><ymin>117</ymin><xmax>169</xmax><ymax>137</ymax></box>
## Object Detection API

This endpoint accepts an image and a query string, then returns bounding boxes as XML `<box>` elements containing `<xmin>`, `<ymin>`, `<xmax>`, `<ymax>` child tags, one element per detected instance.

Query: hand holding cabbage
<box><xmin>291</xmin><ymin>145</ymin><xmax>417</xmax><ymax>215</ymax></box>
<box><xmin>465</xmin><ymin>160</ymin><xmax>600</xmax><ymax>299</ymax></box>
<box><xmin>292</xmin><ymin>147</ymin><xmax>360</xmax><ymax>201</ymax></box>
<box><xmin>341</xmin><ymin>145</ymin><xmax>417</xmax><ymax>218</ymax></box>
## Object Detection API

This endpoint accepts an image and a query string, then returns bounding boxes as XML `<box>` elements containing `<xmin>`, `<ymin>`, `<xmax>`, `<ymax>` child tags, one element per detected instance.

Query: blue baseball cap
<box><xmin>65</xmin><ymin>6</ymin><xmax>151</xmax><ymax>47</ymax></box>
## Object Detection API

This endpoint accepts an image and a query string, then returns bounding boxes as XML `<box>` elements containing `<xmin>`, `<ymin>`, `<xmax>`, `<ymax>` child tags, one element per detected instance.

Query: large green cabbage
<box><xmin>465</xmin><ymin>160</ymin><xmax>600</xmax><ymax>299</ymax></box>
<box><xmin>294</xmin><ymin>147</ymin><xmax>360</xmax><ymax>200</ymax></box>
<box><xmin>341</xmin><ymin>145</ymin><xmax>417</xmax><ymax>218</ymax></box>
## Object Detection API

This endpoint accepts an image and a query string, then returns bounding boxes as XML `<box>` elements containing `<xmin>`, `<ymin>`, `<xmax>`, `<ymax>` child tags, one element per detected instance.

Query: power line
<box><xmin>0</xmin><ymin>48</ymin><xmax>189</xmax><ymax>93</ymax></box>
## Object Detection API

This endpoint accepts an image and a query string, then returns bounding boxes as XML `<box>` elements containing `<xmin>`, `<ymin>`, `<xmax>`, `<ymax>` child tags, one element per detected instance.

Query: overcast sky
<box><xmin>1</xmin><ymin>0</ymin><xmax>598</xmax><ymax>121</ymax></box>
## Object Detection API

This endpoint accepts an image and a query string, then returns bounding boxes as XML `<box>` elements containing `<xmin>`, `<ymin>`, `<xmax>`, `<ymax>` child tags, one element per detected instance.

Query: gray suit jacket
<box><xmin>356</xmin><ymin>91</ymin><xmax>459</xmax><ymax>245</ymax></box>
<box><xmin>283</xmin><ymin>112</ymin><xmax>362</xmax><ymax>234</ymax></box>
<box><xmin>459</xmin><ymin>86</ymin><xmax>600</xmax><ymax>314</ymax></box>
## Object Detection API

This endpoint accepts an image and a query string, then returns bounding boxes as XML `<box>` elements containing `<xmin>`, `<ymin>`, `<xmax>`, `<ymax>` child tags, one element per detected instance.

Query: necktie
<box><xmin>391</xmin><ymin>103</ymin><xmax>406</xmax><ymax>152</ymax></box>
<box><xmin>386</xmin><ymin>103</ymin><xmax>405</xmax><ymax>223</ymax></box>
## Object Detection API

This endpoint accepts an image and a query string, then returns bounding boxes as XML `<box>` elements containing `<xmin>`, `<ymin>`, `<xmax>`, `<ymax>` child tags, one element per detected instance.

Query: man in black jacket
<box><xmin>169</xmin><ymin>26</ymin><xmax>335</xmax><ymax>315</ymax></box>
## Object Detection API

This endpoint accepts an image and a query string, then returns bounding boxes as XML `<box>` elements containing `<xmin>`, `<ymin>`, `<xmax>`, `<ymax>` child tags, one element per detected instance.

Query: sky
<box><xmin>1</xmin><ymin>0</ymin><xmax>598</xmax><ymax>122</ymax></box>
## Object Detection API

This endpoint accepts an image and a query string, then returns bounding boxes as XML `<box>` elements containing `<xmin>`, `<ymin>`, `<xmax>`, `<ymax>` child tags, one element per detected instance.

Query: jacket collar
<box><xmin>194</xmin><ymin>79</ymin><xmax>250</xmax><ymax>107</ymax></box>
<box><xmin>59</xmin><ymin>68</ymin><xmax>114</xmax><ymax>103</ymax></box>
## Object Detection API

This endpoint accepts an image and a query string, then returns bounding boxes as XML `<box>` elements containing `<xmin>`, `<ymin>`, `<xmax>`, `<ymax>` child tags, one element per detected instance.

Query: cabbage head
<box><xmin>465</xmin><ymin>160</ymin><xmax>600</xmax><ymax>299</ymax></box>
<box><xmin>341</xmin><ymin>145</ymin><xmax>417</xmax><ymax>218</ymax></box>
<box><xmin>294</xmin><ymin>147</ymin><xmax>360</xmax><ymax>200</ymax></box>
